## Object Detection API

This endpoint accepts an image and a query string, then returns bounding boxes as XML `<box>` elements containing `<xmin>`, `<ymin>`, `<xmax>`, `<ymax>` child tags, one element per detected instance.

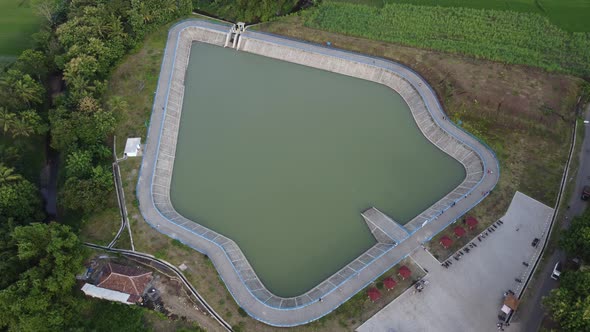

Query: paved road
<box><xmin>512</xmin><ymin>105</ymin><xmax>590</xmax><ymax>332</ymax></box>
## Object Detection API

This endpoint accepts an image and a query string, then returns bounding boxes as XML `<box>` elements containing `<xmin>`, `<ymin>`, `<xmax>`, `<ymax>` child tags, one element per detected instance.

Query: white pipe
<box><xmin>224</xmin><ymin>32</ymin><xmax>231</xmax><ymax>47</ymax></box>
<box><xmin>232</xmin><ymin>34</ymin><xmax>238</xmax><ymax>49</ymax></box>
<box><xmin>236</xmin><ymin>35</ymin><xmax>243</xmax><ymax>50</ymax></box>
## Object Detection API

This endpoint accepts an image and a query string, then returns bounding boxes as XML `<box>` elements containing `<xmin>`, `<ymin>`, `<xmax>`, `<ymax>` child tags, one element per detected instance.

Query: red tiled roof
<box><xmin>383</xmin><ymin>277</ymin><xmax>397</xmax><ymax>289</ymax></box>
<box><xmin>398</xmin><ymin>265</ymin><xmax>411</xmax><ymax>279</ymax></box>
<box><xmin>367</xmin><ymin>287</ymin><xmax>381</xmax><ymax>301</ymax></box>
<box><xmin>97</xmin><ymin>263</ymin><xmax>152</xmax><ymax>296</ymax></box>
<box><xmin>454</xmin><ymin>226</ymin><xmax>466</xmax><ymax>237</ymax></box>
<box><xmin>466</xmin><ymin>216</ymin><xmax>478</xmax><ymax>229</ymax></box>
<box><xmin>440</xmin><ymin>236</ymin><xmax>453</xmax><ymax>248</ymax></box>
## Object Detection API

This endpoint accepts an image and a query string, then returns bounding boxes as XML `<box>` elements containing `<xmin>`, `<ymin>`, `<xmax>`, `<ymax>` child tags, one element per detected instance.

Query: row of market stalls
<box><xmin>367</xmin><ymin>265</ymin><xmax>413</xmax><ymax>301</ymax></box>
<box><xmin>439</xmin><ymin>216</ymin><xmax>479</xmax><ymax>249</ymax></box>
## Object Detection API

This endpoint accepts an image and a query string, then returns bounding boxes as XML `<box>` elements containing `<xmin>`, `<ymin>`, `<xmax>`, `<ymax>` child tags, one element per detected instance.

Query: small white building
<box><xmin>124</xmin><ymin>137</ymin><xmax>142</xmax><ymax>157</ymax></box>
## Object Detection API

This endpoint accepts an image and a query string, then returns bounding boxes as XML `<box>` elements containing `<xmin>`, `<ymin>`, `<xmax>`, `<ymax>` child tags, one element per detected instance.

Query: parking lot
<box><xmin>358</xmin><ymin>192</ymin><xmax>554</xmax><ymax>332</ymax></box>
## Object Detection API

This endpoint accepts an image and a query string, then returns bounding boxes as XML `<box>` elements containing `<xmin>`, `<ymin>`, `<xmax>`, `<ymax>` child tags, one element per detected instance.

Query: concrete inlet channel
<box><xmin>137</xmin><ymin>19</ymin><xmax>500</xmax><ymax>326</ymax></box>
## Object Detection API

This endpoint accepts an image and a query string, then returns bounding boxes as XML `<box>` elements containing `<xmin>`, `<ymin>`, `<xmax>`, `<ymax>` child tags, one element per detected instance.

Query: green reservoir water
<box><xmin>170</xmin><ymin>42</ymin><xmax>465</xmax><ymax>297</ymax></box>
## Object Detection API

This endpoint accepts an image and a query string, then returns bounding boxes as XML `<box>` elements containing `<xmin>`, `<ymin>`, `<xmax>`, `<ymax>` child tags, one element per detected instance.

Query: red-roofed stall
<box><xmin>398</xmin><ymin>265</ymin><xmax>411</xmax><ymax>280</ymax></box>
<box><xmin>454</xmin><ymin>226</ymin><xmax>466</xmax><ymax>238</ymax></box>
<box><xmin>383</xmin><ymin>277</ymin><xmax>397</xmax><ymax>290</ymax></box>
<box><xmin>466</xmin><ymin>216</ymin><xmax>478</xmax><ymax>230</ymax></box>
<box><xmin>440</xmin><ymin>236</ymin><xmax>453</xmax><ymax>249</ymax></box>
<box><xmin>367</xmin><ymin>287</ymin><xmax>381</xmax><ymax>301</ymax></box>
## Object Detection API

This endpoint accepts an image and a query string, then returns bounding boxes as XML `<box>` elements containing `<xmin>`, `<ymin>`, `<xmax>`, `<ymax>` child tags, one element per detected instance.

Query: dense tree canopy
<box><xmin>0</xmin><ymin>0</ymin><xmax>196</xmax><ymax>330</ymax></box>
<box><xmin>0</xmin><ymin>222</ymin><xmax>85</xmax><ymax>331</ymax></box>
<box><xmin>559</xmin><ymin>211</ymin><xmax>590</xmax><ymax>262</ymax></box>
<box><xmin>61</xmin><ymin>165</ymin><xmax>113</xmax><ymax>213</ymax></box>
<box><xmin>41</xmin><ymin>0</ymin><xmax>193</xmax><ymax>216</ymax></box>
<box><xmin>544</xmin><ymin>269</ymin><xmax>590</xmax><ymax>331</ymax></box>
<box><xmin>545</xmin><ymin>209</ymin><xmax>590</xmax><ymax>330</ymax></box>
<box><xmin>0</xmin><ymin>164</ymin><xmax>44</xmax><ymax>225</ymax></box>
<box><xmin>193</xmin><ymin>0</ymin><xmax>299</xmax><ymax>22</ymax></box>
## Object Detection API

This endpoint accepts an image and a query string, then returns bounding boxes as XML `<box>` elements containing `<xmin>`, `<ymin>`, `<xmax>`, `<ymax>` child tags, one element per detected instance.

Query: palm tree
<box><xmin>136</xmin><ymin>2</ymin><xmax>154</xmax><ymax>24</ymax></box>
<box><xmin>0</xmin><ymin>71</ymin><xmax>43</xmax><ymax>108</ymax></box>
<box><xmin>162</xmin><ymin>0</ymin><xmax>177</xmax><ymax>15</ymax></box>
<box><xmin>10</xmin><ymin>119</ymin><xmax>34</xmax><ymax>139</ymax></box>
<box><xmin>106</xmin><ymin>14</ymin><xmax>127</xmax><ymax>40</ymax></box>
<box><xmin>0</xmin><ymin>107</ymin><xmax>16</xmax><ymax>135</ymax></box>
<box><xmin>0</xmin><ymin>164</ymin><xmax>22</xmax><ymax>185</ymax></box>
<box><xmin>107</xmin><ymin>96</ymin><xmax>128</xmax><ymax>114</ymax></box>
<box><xmin>13</xmin><ymin>76</ymin><xmax>43</xmax><ymax>107</ymax></box>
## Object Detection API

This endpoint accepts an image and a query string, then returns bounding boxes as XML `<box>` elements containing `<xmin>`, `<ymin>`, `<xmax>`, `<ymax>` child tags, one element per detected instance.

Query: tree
<box><xmin>0</xmin><ymin>107</ymin><xmax>16</xmax><ymax>135</ymax></box>
<box><xmin>0</xmin><ymin>175</ymin><xmax>44</xmax><ymax>224</ymax></box>
<box><xmin>193</xmin><ymin>0</ymin><xmax>298</xmax><ymax>23</ymax></box>
<box><xmin>0</xmin><ymin>164</ymin><xmax>23</xmax><ymax>185</ymax></box>
<box><xmin>76</xmin><ymin>300</ymin><xmax>148</xmax><ymax>331</ymax></box>
<box><xmin>63</xmin><ymin>55</ymin><xmax>99</xmax><ymax>85</ymax></box>
<box><xmin>49</xmin><ymin>103</ymin><xmax>115</xmax><ymax>152</ymax></box>
<box><xmin>17</xmin><ymin>109</ymin><xmax>48</xmax><ymax>136</ymax></box>
<box><xmin>0</xmin><ymin>70</ymin><xmax>45</xmax><ymax>109</ymax></box>
<box><xmin>65</xmin><ymin>150</ymin><xmax>93</xmax><ymax>179</ymax></box>
<box><xmin>15</xmin><ymin>50</ymin><xmax>49</xmax><ymax>82</ymax></box>
<box><xmin>544</xmin><ymin>269</ymin><xmax>590</xmax><ymax>331</ymax></box>
<box><xmin>10</xmin><ymin>119</ymin><xmax>35</xmax><ymax>138</ymax></box>
<box><xmin>31</xmin><ymin>0</ymin><xmax>63</xmax><ymax>26</ymax></box>
<box><xmin>0</xmin><ymin>108</ymin><xmax>45</xmax><ymax>138</ymax></box>
<box><xmin>61</xmin><ymin>165</ymin><xmax>113</xmax><ymax>214</ymax></box>
<box><xmin>0</xmin><ymin>222</ymin><xmax>85</xmax><ymax>331</ymax></box>
<box><xmin>49</xmin><ymin>107</ymin><xmax>78</xmax><ymax>151</ymax></box>
<box><xmin>107</xmin><ymin>95</ymin><xmax>128</xmax><ymax>114</ymax></box>
<box><xmin>559</xmin><ymin>212</ymin><xmax>590</xmax><ymax>262</ymax></box>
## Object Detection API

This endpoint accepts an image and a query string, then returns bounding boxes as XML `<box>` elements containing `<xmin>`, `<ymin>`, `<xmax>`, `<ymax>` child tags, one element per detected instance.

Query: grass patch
<box><xmin>107</xmin><ymin>20</ymin><xmax>178</xmax><ymax>155</ymax></box>
<box><xmin>79</xmin><ymin>207</ymin><xmax>120</xmax><ymax>246</ymax></box>
<box><xmin>332</xmin><ymin>0</ymin><xmax>590</xmax><ymax>32</ymax></box>
<box><xmin>171</xmin><ymin>239</ymin><xmax>193</xmax><ymax>252</ymax></box>
<box><xmin>0</xmin><ymin>0</ymin><xmax>41</xmax><ymax>58</ymax></box>
<box><xmin>304</xmin><ymin>2</ymin><xmax>590</xmax><ymax>76</ymax></box>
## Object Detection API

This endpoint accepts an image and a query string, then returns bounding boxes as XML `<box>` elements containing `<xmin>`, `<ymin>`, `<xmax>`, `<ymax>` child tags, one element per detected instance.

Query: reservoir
<box><xmin>170</xmin><ymin>42</ymin><xmax>465</xmax><ymax>297</ymax></box>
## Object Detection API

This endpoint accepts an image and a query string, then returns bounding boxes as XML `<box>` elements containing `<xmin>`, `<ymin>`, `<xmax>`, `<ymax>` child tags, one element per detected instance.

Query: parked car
<box><xmin>531</xmin><ymin>238</ymin><xmax>540</xmax><ymax>247</ymax></box>
<box><xmin>582</xmin><ymin>186</ymin><xmax>590</xmax><ymax>200</ymax></box>
<box><xmin>551</xmin><ymin>262</ymin><xmax>562</xmax><ymax>280</ymax></box>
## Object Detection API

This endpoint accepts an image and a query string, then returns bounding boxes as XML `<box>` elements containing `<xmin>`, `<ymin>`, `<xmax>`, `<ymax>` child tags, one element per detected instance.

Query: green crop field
<box><xmin>0</xmin><ymin>0</ymin><xmax>40</xmax><ymax>62</ymax></box>
<box><xmin>305</xmin><ymin>2</ymin><xmax>590</xmax><ymax>77</ymax></box>
<box><xmin>334</xmin><ymin>0</ymin><xmax>590</xmax><ymax>32</ymax></box>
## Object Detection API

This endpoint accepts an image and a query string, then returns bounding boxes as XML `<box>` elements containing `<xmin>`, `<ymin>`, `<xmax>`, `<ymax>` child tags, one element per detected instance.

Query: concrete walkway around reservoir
<box><xmin>136</xmin><ymin>19</ymin><xmax>500</xmax><ymax>326</ymax></box>
<box><xmin>358</xmin><ymin>192</ymin><xmax>554</xmax><ymax>332</ymax></box>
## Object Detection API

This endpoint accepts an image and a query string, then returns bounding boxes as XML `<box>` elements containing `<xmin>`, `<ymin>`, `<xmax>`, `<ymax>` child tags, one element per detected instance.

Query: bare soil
<box><xmin>152</xmin><ymin>275</ymin><xmax>224</xmax><ymax>332</ymax></box>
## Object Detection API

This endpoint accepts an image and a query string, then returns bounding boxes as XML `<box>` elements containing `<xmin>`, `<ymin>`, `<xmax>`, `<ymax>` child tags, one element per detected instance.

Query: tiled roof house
<box><xmin>82</xmin><ymin>263</ymin><xmax>152</xmax><ymax>304</ymax></box>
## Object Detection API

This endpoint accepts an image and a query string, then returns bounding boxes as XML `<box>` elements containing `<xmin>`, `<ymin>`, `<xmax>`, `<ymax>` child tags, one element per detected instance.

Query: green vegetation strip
<box><xmin>304</xmin><ymin>2</ymin><xmax>590</xmax><ymax>76</ymax></box>
<box><xmin>0</xmin><ymin>0</ymin><xmax>40</xmax><ymax>58</ymax></box>
<box><xmin>335</xmin><ymin>0</ymin><xmax>590</xmax><ymax>32</ymax></box>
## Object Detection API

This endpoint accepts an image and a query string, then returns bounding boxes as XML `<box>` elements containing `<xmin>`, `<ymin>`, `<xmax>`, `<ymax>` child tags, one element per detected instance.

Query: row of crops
<box><xmin>304</xmin><ymin>2</ymin><xmax>590</xmax><ymax>77</ymax></box>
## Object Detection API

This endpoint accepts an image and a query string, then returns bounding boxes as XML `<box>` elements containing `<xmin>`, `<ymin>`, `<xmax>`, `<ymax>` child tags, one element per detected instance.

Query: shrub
<box><xmin>238</xmin><ymin>307</ymin><xmax>248</xmax><ymax>317</ymax></box>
